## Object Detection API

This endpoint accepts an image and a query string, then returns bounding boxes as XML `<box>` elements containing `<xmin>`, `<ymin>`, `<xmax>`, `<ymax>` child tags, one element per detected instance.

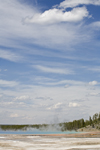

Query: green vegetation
<box><xmin>60</xmin><ymin>112</ymin><xmax>100</xmax><ymax>131</ymax></box>
<box><xmin>0</xmin><ymin>124</ymin><xmax>48</xmax><ymax>131</ymax></box>
<box><xmin>0</xmin><ymin>112</ymin><xmax>100</xmax><ymax>131</ymax></box>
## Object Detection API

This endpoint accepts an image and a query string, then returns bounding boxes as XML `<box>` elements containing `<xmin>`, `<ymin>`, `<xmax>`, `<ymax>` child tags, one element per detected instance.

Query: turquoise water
<box><xmin>0</xmin><ymin>130</ymin><xmax>79</xmax><ymax>135</ymax></box>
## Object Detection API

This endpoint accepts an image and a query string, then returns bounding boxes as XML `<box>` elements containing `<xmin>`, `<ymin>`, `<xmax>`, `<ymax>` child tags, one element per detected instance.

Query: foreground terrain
<box><xmin>0</xmin><ymin>133</ymin><xmax>100</xmax><ymax>150</ymax></box>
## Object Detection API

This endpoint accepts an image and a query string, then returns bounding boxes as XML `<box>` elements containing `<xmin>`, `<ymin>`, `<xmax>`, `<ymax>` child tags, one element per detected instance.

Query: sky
<box><xmin>0</xmin><ymin>0</ymin><xmax>100</xmax><ymax>124</ymax></box>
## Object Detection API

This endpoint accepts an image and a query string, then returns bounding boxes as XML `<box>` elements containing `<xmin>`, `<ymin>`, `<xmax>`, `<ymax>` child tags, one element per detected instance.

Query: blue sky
<box><xmin>0</xmin><ymin>0</ymin><xmax>100</xmax><ymax>124</ymax></box>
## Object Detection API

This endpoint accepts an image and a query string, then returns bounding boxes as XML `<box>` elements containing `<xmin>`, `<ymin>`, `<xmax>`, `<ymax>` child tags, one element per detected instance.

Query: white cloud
<box><xmin>88</xmin><ymin>66</ymin><xmax>100</xmax><ymax>72</ymax></box>
<box><xmin>59</xmin><ymin>0</ymin><xmax>100</xmax><ymax>9</ymax></box>
<box><xmin>0</xmin><ymin>0</ymin><xmax>38</xmax><ymax>49</ymax></box>
<box><xmin>89</xmin><ymin>92</ymin><xmax>100</xmax><ymax>96</ymax></box>
<box><xmin>0</xmin><ymin>49</ymin><xmax>23</xmax><ymax>62</ymax></box>
<box><xmin>0</xmin><ymin>0</ymin><xmax>94</xmax><ymax>52</ymax></box>
<box><xmin>15</xmin><ymin>95</ymin><xmax>30</xmax><ymax>101</ymax></box>
<box><xmin>89</xmin><ymin>81</ymin><xmax>98</xmax><ymax>86</ymax></box>
<box><xmin>25</xmin><ymin>7</ymin><xmax>88</xmax><ymax>24</ymax></box>
<box><xmin>61</xmin><ymin>80</ymin><xmax>85</xmax><ymax>85</ymax></box>
<box><xmin>1</xmin><ymin>79</ymin><xmax>100</xmax><ymax>123</ymax></box>
<box><xmin>0</xmin><ymin>0</ymin><xmax>100</xmax><ymax>124</ymax></box>
<box><xmin>91</xmin><ymin>21</ymin><xmax>100</xmax><ymax>28</ymax></box>
<box><xmin>69</xmin><ymin>102</ymin><xmax>80</xmax><ymax>107</ymax></box>
<box><xmin>47</xmin><ymin>103</ymin><xmax>62</xmax><ymax>110</ymax></box>
<box><xmin>0</xmin><ymin>80</ymin><xmax>19</xmax><ymax>87</ymax></box>
<box><xmin>1</xmin><ymin>102</ymin><xmax>14</xmax><ymax>106</ymax></box>
<box><xmin>10</xmin><ymin>113</ymin><xmax>18</xmax><ymax>118</ymax></box>
<box><xmin>35</xmin><ymin>78</ymin><xmax>85</xmax><ymax>86</ymax></box>
<box><xmin>34</xmin><ymin>65</ymin><xmax>74</xmax><ymax>74</ymax></box>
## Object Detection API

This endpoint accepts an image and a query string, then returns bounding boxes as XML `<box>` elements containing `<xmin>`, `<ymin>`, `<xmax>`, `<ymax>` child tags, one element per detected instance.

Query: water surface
<box><xmin>0</xmin><ymin>129</ymin><xmax>79</xmax><ymax>135</ymax></box>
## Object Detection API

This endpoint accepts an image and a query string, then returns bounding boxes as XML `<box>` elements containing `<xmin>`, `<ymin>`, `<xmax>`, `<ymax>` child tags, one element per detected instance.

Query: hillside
<box><xmin>77</xmin><ymin>123</ymin><xmax>100</xmax><ymax>132</ymax></box>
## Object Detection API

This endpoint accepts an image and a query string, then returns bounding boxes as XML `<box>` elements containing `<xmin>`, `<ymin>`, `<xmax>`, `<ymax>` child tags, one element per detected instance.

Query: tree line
<box><xmin>0</xmin><ymin>112</ymin><xmax>100</xmax><ymax>131</ymax></box>
<box><xmin>60</xmin><ymin>112</ymin><xmax>100</xmax><ymax>131</ymax></box>
<box><xmin>0</xmin><ymin>124</ymin><xmax>48</xmax><ymax>131</ymax></box>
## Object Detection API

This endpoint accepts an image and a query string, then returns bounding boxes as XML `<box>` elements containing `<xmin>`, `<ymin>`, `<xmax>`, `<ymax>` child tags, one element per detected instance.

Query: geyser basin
<box><xmin>0</xmin><ymin>129</ymin><xmax>79</xmax><ymax>135</ymax></box>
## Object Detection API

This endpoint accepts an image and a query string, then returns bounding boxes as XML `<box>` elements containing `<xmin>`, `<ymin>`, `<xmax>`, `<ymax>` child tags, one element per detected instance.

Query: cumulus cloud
<box><xmin>89</xmin><ymin>81</ymin><xmax>98</xmax><ymax>86</ymax></box>
<box><xmin>25</xmin><ymin>7</ymin><xmax>88</xmax><ymax>24</ymax></box>
<box><xmin>34</xmin><ymin>65</ymin><xmax>74</xmax><ymax>74</ymax></box>
<box><xmin>69</xmin><ymin>102</ymin><xmax>80</xmax><ymax>107</ymax></box>
<box><xmin>59</xmin><ymin>0</ymin><xmax>100</xmax><ymax>9</ymax></box>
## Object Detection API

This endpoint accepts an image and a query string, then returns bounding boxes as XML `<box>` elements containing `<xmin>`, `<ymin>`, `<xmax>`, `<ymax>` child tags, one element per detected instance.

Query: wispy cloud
<box><xmin>34</xmin><ymin>76</ymin><xmax>85</xmax><ymax>86</ymax></box>
<box><xmin>59</xmin><ymin>0</ymin><xmax>100</xmax><ymax>9</ymax></box>
<box><xmin>92</xmin><ymin>21</ymin><xmax>100</xmax><ymax>29</ymax></box>
<box><xmin>0</xmin><ymin>0</ymin><xmax>100</xmax><ymax>124</ymax></box>
<box><xmin>88</xmin><ymin>67</ymin><xmax>100</xmax><ymax>72</ymax></box>
<box><xmin>0</xmin><ymin>79</ymin><xmax>19</xmax><ymax>87</ymax></box>
<box><xmin>0</xmin><ymin>0</ymin><xmax>38</xmax><ymax>48</ymax></box>
<box><xmin>34</xmin><ymin>65</ymin><xmax>74</xmax><ymax>74</ymax></box>
<box><xmin>0</xmin><ymin>49</ymin><xmax>23</xmax><ymax>62</ymax></box>
<box><xmin>0</xmin><ymin>0</ymin><xmax>93</xmax><ymax>52</ymax></box>
<box><xmin>89</xmin><ymin>81</ymin><xmax>98</xmax><ymax>86</ymax></box>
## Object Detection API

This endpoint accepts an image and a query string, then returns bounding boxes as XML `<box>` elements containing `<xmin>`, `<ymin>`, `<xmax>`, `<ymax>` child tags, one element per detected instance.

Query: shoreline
<box><xmin>25</xmin><ymin>131</ymin><xmax>100</xmax><ymax>137</ymax></box>
<box><xmin>1</xmin><ymin>131</ymin><xmax>100</xmax><ymax>138</ymax></box>
<box><xmin>27</xmin><ymin>131</ymin><xmax>100</xmax><ymax>137</ymax></box>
